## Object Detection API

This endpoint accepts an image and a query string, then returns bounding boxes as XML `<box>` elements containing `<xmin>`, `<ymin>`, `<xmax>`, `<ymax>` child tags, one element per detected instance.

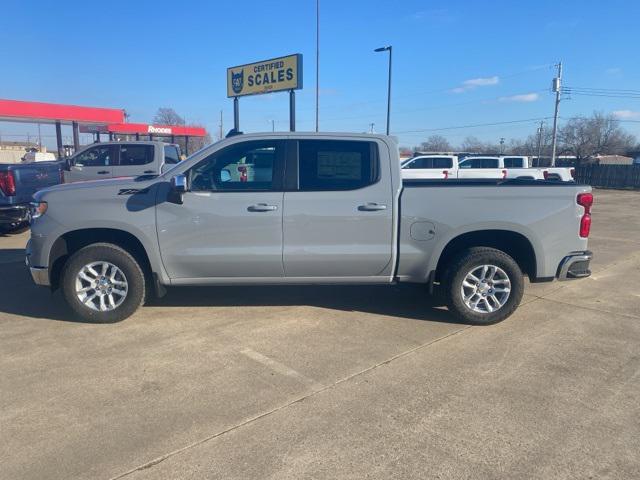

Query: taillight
<box><xmin>501</xmin><ymin>169</ymin><xmax>507</xmax><ymax>179</ymax></box>
<box><xmin>0</xmin><ymin>171</ymin><xmax>16</xmax><ymax>196</ymax></box>
<box><xmin>577</xmin><ymin>192</ymin><xmax>593</xmax><ymax>238</ymax></box>
<box><xmin>442</xmin><ymin>170</ymin><xmax>449</xmax><ymax>179</ymax></box>
<box><xmin>570</xmin><ymin>168</ymin><xmax>575</xmax><ymax>179</ymax></box>
<box><xmin>543</xmin><ymin>170</ymin><xmax>549</xmax><ymax>180</ymax></box>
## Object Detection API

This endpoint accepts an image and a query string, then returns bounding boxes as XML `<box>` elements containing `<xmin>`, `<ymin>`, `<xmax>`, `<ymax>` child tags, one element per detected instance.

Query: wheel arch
<box><xmin>433</xmin><ymin>229</ymin><xmax>539</xmax><ymax>282</ymax></box>
<box><xmin>49</xmin><ymin>228</ymin><xmax>155</xmax><ymax>291</ymax></box>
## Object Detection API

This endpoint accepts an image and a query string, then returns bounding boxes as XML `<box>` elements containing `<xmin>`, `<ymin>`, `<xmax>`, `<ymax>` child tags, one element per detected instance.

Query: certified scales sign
<box><xmin>227</xmin><ymin>54</ymin><xmax>303</xmax><ymax>98</ymax></box>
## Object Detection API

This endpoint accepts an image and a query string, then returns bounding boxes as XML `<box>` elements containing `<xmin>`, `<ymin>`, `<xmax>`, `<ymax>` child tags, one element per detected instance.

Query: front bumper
<box><xmin>0</xmin><ymin>204</ymin><xmax>30</xmax><ymax>226</ymax></box>
<box><xmin>25</xmin><ymin>239</ymin><xmax>50</xmax><ymax>286</ymax></box>
<box><xmin>557</xmin><ymin>250</ymin><xmax>592</xmax><ymax>280</ymax></box>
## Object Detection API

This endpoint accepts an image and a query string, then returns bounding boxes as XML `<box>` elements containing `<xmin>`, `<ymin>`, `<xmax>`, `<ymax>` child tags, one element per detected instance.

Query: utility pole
<box><xmin>550</xmin><ymin>61</ymin><xmax>562</xmax><ymax>167</ymax></box>
<box><xmin>271</xmin><ymin>120</ymin><xmax>275</xmax><ymax>132</ymax></box>
<box><xmin>369</xmin><ymin>123</ymin><xmax>375</xmax><ymax>134</ymax></box>
<box><xmin>315</xmin><ymin>0</ymin><xmax>320</xmax><ymax>132</ymax></box>
<box><xmin>499</xmin><ymin>137</ymin><xmax>505</xmax><ymax>154</ymax></box>
<box><xmin>536</xmin><ymin>121</ymin><xmax>545</xmax><ymax>165</ymax></box>
<box><xmin>219</xmin><ymin>110</ymin><xmax>223</xmax><ymax>140</ymax></box>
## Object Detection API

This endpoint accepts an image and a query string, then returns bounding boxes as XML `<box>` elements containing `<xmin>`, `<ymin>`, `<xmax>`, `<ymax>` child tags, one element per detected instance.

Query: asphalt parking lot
<box><xmin>1</xmin><ymin>188</ymin><xmax>639</xmax><ymax>480</ymax></box>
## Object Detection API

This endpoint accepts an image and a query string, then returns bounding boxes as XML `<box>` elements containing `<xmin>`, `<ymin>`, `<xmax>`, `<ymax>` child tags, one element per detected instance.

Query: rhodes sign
<box><xmin>227</xmin><ymin>54</ymin><xmax>302</xmax><ymax>98</ymax></box>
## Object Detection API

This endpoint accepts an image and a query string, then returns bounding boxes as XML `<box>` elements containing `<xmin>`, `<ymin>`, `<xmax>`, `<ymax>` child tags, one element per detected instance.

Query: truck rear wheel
<box><xmin>61</xmin><ymin>243</ymin><xmax>146</xmax><ymax>323</ymax></box>
<box><xmin>443</xmin><ymin>247</ymin><xmax>524</xmax><ymax>325</ymax></box>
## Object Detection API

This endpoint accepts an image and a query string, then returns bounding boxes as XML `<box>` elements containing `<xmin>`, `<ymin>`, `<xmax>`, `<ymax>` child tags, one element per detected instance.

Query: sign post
<box><xmin>227</xmin><ymin>54</ymin><xmax>303</xmax><ymax>133</ymax></box>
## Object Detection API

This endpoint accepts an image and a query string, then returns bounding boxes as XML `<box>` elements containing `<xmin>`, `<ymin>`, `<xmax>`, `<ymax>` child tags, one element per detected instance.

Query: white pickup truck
<box><xmin>402</xmin><ymin>155</ymin><xmax>574</xmax><ymax>181</ymax></box>
<box><xmin>402</xmin><ymin>155</ymin><xmax>544</xmax><ymax>180</ymax></box>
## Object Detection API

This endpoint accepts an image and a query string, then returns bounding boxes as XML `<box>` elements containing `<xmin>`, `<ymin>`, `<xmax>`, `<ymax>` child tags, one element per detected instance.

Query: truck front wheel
<box><xmin>61</xmin><ymin>243</ymin><xmax>146</xmax><ymax>323</ymax></box>
<box><xmin>443</xmin><ymin>247</ymin><xmax>524</xmax><ymax>325</ymax></box>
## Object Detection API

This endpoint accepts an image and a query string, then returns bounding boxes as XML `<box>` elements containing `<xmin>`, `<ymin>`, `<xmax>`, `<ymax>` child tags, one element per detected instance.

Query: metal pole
<box><xmin>289</xmin><ymin>90</ymin><xmax>296</xmax><ymax>132</ymax></box>
<box><xmin>386</xmin><ymin>46</ymin><xmax>392</xmax><ymax>135</ymax></box>
<box><xmin>72</xmin><ymin>121</ymin><xmax>80</xmax><ymax>152</ymax></box>
<box><xmin>184</xmin><ymin>136</ymin><xmax>189</xmax><ymax>155</ymax></box>
<box><xmin>315</xmin><ymin>0</ymin><xmax>319</xmax><ymax>132</ymax></box>
<box><xmin>37</xmin><ymin>123</ymin><xmax>42</xmax><ymax>149</ymax></box>
<box><xmin>219</xmin><ymin>110</ymin><xmax>224</xmax><ymax>140</ymax></box>
<box><xmin>550</xmin><ymin>61</ymin><xmax>562</xmax><ymax>167</ymax></box>
<box><xmin>233</xmin><ymin>97</ymin><xmax>240</xmax><ymax>132</ymax></box>
<box><xmin>55</xmin><ymin>121</ymin><xmax>64</xmax><ymax>158</ymax></box>
<box><xmin>536</xmin><ymin>121</ymin><xmax>544</xmax><ymax>165</ymax></box>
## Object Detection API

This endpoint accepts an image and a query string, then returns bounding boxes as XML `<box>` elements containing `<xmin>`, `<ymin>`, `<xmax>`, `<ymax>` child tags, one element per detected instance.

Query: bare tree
<box><xmin>152</xmin><ymin>108</ymin><xmax>212</xmax><ymax>154</ymax></box>
<box><xmin>459</xmin><ymin>136</ymin><xmax>485</xmax><ymax>153</ymax></box>
<box><xmin>559</xmin><ymin>112</ymin><xmax>636</xmax><ymax>164</ymax></box>
<box><xmin>153</xmin><ymin>108</ymin><xmax>186</xmax><ymax>126</ymax></box>
<box><xmin>419</xmin><ymin>135</ymin><xmax>452</xmax><ymax>152</ymax></box>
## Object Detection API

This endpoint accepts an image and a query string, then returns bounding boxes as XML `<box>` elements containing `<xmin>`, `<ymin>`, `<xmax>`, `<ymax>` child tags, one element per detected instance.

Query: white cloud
<box><xmin>498</xmin><ymin>93</ymin><xmax>540</xmax><ymax>103</ymax></box>
<box><xmin>451</xmin><ymin>76</ymin><xmax>499</xmax><ymax>93</ymax></box>
<box><xmin>612</xmin><ymin>110</ymin><xmax>640</xmax><ymax>119</ymax></box>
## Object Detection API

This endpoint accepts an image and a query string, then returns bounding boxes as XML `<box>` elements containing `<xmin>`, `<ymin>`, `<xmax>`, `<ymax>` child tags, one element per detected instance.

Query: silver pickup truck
<box><xmin>26</xmin><ymin>132</ymin><xmax>593</xmax><ymax>324</ymax></box>
<box><xmin>63</xmin><ymin>141</ymin><xmax>181</xmax><ymax>182</ymax></box>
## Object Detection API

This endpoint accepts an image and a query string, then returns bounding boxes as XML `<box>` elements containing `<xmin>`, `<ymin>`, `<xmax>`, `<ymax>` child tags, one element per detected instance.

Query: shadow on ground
<box><xmin>0</xmin><ymin>250</ymin><xmax>457</xmax><ymax>325</ymax></box>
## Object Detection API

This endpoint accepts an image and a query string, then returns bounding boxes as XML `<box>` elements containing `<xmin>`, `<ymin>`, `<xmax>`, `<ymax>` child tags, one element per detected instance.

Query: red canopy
<box><xmin>0</xmin><ymin>99</ymin><xmax>125</xmax><ymax>124</ymax></box>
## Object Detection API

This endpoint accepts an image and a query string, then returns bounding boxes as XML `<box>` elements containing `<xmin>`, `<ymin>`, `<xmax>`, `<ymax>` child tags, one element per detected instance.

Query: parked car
<box><xmin>63</xmin><ymin>141</ymin><xmax>182</xmax><ymax>182</ymax></box>
<box><xmin>27</xmin><ymin>133</ymin><xmax>593</xmax><ymax>324</ymax></box>
<box><xmin>0</xmin><ymin>161</ymin><xmax>63</xmax><ymax>231</ymax></box>
<box><xmin>402</xmin><ymin>155</ymin><xmax>545</xmax><ymax>180</ymax></box>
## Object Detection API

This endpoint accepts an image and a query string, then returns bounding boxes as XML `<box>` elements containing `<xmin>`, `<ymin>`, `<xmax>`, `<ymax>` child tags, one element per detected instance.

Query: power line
<box><xmin>394</xmin><ymin>117</ymin><xmax>552</xmax><ymax>134</ymax></box>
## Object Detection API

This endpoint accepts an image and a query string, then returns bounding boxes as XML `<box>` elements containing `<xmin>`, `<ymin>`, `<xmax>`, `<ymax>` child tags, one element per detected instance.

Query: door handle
<box><xmin>247</xmin><ymin>203</ymin><xmax>278</xmax><ymax>212</ymax></box>
<box><xmin>358</xmin><ymin>202</ymin><xmax>387</xmax><ymax>211</ymax></box>
<box><xmin>97</xmin><ymin>171</ymin><xmax>110</xmax><ymax>175</ymax></box>
<box><xmin>143</xmin><ymin>170</ymin><xmax>156</xmax><ymax>174</ymax></box>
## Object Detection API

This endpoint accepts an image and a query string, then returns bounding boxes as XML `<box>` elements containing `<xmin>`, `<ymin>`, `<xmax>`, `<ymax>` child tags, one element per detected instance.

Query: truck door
<box><xmin>282</xmin><ymin>139</ymin><xmax>394</xmax><ymax>278</ymax></box>
<box><xmin>156</xmin><ymin>140</ymin><xmax>285</xmax><ymax>279</ymax></box>
<box><xmin>456</xmin><ymin>157</ymin><xmax>501</xmax><ymax>179</ymax></box>
<box><xmin>66</xmin><ymin>145</ymin><xmax>115</xmax><ymax>182</ymax></box>
<box><xmin>112</xmin><ymin>144</ymin><xmax>157</xmax><ymax>178</ymax></box>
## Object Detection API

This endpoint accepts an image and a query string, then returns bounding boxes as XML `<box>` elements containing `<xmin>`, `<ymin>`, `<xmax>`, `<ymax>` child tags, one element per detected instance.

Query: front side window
<box><xmin>73</xmin><ymin>146</ymin><xmax>112</xmax><ymax>167</ymax></box>
<box><xmin>298</xmin><ymin>140</ymin><xmax>378</xmax><ymax>191</ymax></box>
<box><xmin>119</xmin><ymin>145</ymin><xmax>154</xmax><ymax>166</ymax></box>
<box><xmin>189</xmin><ymin>141</ymin><xmax>280</xmax><ymax>191</ymax></box>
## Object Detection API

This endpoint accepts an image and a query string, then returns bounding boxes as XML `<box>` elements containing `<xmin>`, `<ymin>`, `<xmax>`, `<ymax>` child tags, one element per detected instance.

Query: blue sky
<box><xmin>2</xmin><ymin>0</ymin><xmax>640</xmax><ymax>148</ymax></box>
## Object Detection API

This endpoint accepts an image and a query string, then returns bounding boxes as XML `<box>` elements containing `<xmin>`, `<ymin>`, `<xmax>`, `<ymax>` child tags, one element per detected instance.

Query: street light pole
<box><xmin>374</xmin><ymin>45</ymin><xmax>392</xmax><ymax>135</ymax></box>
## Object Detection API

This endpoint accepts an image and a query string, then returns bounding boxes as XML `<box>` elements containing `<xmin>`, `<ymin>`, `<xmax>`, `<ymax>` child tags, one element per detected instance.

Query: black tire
<box><xmin>61</xmin><ymin>243</ymin><xmax>146</xmax><ymax>323</ymax></box>
<box><xmin>442</xmin><ymin>247</ymin><xmax>524</xmax><ymax>325</ymax></box>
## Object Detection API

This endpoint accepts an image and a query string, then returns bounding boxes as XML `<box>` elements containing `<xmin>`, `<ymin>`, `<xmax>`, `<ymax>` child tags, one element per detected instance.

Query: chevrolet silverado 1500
<box><xmin>26</xmin><ymin>133</ymin><xmax>593</xmax><ymax>324</ymax></box>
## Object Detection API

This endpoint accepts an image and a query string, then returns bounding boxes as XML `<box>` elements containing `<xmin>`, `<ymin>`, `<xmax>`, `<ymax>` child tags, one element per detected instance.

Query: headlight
<box><xmin>30</xmin><ymin>201</ymin><xmax>48</xmax><ymax>219</ymax></box>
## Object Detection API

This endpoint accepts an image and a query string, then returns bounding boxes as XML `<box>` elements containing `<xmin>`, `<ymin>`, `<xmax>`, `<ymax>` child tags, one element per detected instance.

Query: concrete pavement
<box><xmin>0</xmin><ymin>189</ymin><xmax>638</xmax><ymax>479</ymax></box>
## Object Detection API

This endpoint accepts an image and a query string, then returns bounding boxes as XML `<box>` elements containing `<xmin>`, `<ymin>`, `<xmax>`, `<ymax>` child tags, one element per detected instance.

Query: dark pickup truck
<box><xmin>0</xmin><ymin>161</ymin><xmax>63</xmax><ymax>231</ymax></box>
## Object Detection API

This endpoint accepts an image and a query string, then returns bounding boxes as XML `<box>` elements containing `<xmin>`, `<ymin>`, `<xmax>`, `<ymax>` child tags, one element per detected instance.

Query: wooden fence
<box><xmin>575</xmin><ymin>165</ymin><xmax>640</xmax><ymax>190</ymax></box>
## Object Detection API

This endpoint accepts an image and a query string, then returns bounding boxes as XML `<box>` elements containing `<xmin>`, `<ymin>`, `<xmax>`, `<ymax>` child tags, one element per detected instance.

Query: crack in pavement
<box><xmin>109</xmin><ymin>325</ymin><xmax>472</xmax><ymax>479</ymax></box>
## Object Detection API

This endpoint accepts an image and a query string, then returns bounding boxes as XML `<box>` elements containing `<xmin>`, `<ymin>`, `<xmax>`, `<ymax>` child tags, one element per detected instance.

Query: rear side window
<box><xmin>298</xmin><ymin>140</ymin><xmax>378</xmax><ymax>191</ymax></box>
<box><xmin>119</xmin><ymin>145</ymin><xmax>154</xmax><ymax>166</ymax></box>
<box><xmin>503</xmin><ymin>157</ymin><xmax>525</xmax><ymax>168</ymax></box>
<box><xmin>164</xmin><ymin>145</ymin><xmax>181</xmax><ymax>164</ymax></box>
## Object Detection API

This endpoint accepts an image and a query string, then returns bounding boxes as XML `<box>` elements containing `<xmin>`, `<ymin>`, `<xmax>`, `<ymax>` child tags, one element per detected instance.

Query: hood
<box><xmin>35</xmin><ymin>176</ymin><xmax>159</xmax><ymax>200</ymax></box>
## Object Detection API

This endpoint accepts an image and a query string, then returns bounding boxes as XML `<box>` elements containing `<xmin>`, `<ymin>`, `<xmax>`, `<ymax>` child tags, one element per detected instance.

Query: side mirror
<box><xmin>221</xmin><ymin>168</ymin><xmax>232</xmax><ymax>182</ymax></box>
<box><xmin>169</xmin><ymin>174</ymin><xmax>189</xmax><ymax>204</ymax></box>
